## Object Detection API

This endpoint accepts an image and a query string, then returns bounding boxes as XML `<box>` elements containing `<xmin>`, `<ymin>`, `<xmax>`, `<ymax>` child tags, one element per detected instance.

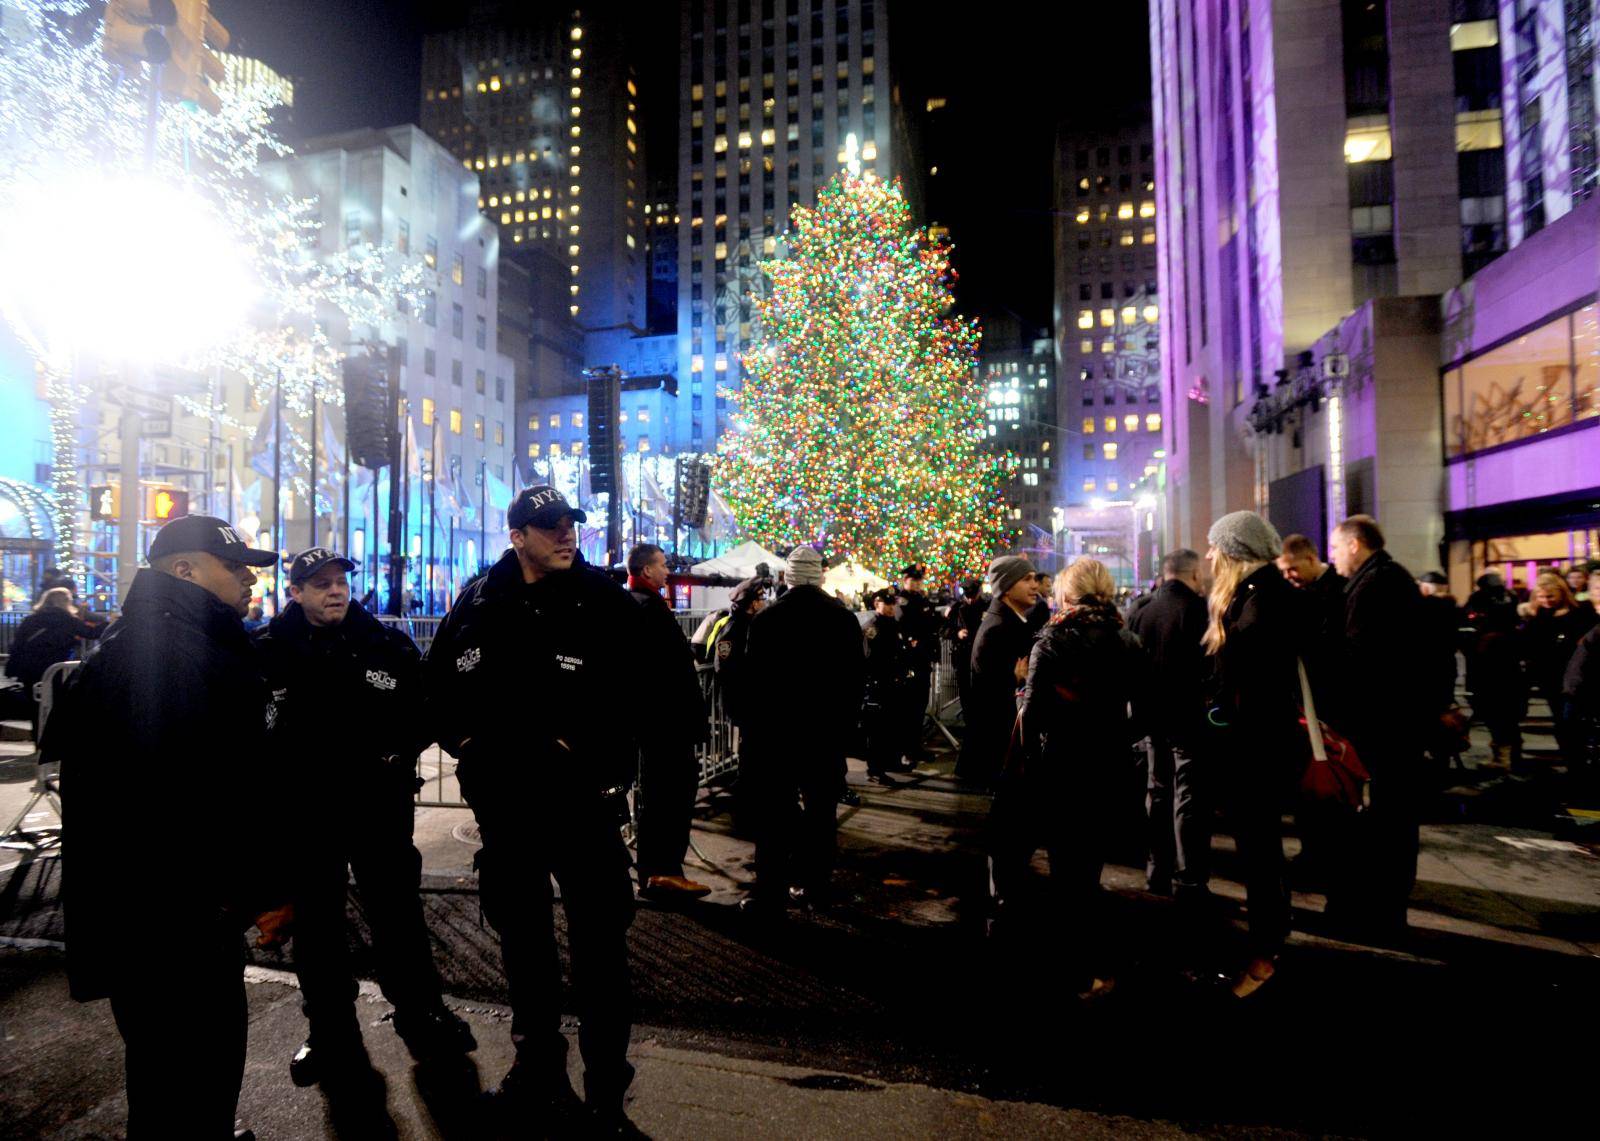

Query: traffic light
<box><xmin>342</xmin><ymin>352</ymin><xmax>393</xmax><ymax>470</ymax></box>
<box><xmin>148</xmin><ymin>487</ymin><xmax>189</xmax><ymax>521</ymax></box>
<box><xmin>90</xmin><ymin>485</ymin><xmax>121</xmax><ymax>522</ymax></box>
<box><xmin>586</xmin><ymin>367</ymin><xmax>622</xmax><ymax>497</ymax></box>
<box><xmin>102</xmin><ymin>0</ymin><xmax>178</xmax><ymax>67</ymax></box>
<box><xmin>161</xmin><ymin>0</ymin><xmax>229</xmax><ymax>116</ymax></box>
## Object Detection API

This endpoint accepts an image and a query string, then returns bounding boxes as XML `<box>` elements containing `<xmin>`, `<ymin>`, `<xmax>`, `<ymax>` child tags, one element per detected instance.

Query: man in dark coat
<box><xmin>1127</xmin><ymin>548</ymin><xmax>1211</xmax><ymax>902</ymax></box>
<box><xmin>962</xmin><ymin>556</ymin><xmax>1039</xmax><ymax>788</ymax></box>
<box><xmin>255</xmin><ymin>547</ymin><xmax>474</xmax><ymax>1087</ymax></box>
<box><xmin>738</xmin><ymin>546</ymin><xmax>864</xmax><ymax>915</ymax></box>
<box><xmin>626</xmin><ymin>542</ymin><xmax>712</xmax><ymax>901</ymax></box>
<box><xmin>1278</xmin><ymin>533</ymin><xmax>1346</xmax><ymax>677</ymax></box>
<box><xmin>423</xmin><ymin>486</ymin><xmax>645</xmax><ymax>1134</ymax></box>
<box><xmin>862</xmin><ymin>588</ymin><xmax>913</xmax><ymax>785</ymax></box>
<box><xmin>51</xmin><ymin>515</ymin><xmax>290</xmax><ymax>1139</ymax></box>
<box><xmin>1463</xmin><ymin>572</ymin><xmax>1524</xmax><ymax>767</ymax></box>
<box><xmin>894</xmin><ymin>564</ymin><xmax>939</xmax><ymax>763</ymax></box>
<box><xmin>1328</xmin><ymin>514</ymin><xmax>1431</xmax><ymax>937</ymax></box>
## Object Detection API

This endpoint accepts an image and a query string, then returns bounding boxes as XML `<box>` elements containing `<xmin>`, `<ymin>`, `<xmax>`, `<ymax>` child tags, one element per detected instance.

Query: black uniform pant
<box><xmin>469</xmin><ymin>787</ymin><xmax>635</xmax><ymax>1106</ymax></box>
<box><xmin>110</xmin><ymin>919</ymin><xmax>246</xmax><ymax>1139</ymax></box>
<box><xmin>745</xmin><ymin>740</ymin><xmax>841</xmax><ymax>899</ymax></box>
<box><xmin>987</xmin><ymin>773</ymin><xmax>1111</xmax><ymax>987</ymax></box>
<box><xmin>1145</xmin><ymin>736</ymin><xmax>1210</xmax><ymax>896</ymax></box>
<box><xmin>291</xmin><ymin>831</ymin><xmax>444</xmax><ymax>1045</ymax></box>
<box><xmin>902</xmin><ymin>661</ymin><xmax>933</xmax><ymax>756</ymax></box>
<box><xmin>636</xmin><ymin>743</ymin><xmax>699</xmax><ymax>881</ymax></box>
<box><xmin>862</xmin><ymin>693</ymin><xmax>901</xmax><ymax>775</ymax></box>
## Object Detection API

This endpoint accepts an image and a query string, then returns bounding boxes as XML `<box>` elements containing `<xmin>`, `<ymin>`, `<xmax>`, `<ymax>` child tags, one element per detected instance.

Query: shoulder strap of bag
<box><xmin>1298</xmin><ymin>657</ymin><xmax>1328</xmax><ymax>763</ymax></box>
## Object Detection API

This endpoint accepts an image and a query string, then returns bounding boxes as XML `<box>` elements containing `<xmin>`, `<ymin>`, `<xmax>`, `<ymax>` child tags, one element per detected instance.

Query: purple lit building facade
<box><xmin>1150</xmin><ymin>0</ymin><xmax>1597</xmax><ymax>575</ymax></box>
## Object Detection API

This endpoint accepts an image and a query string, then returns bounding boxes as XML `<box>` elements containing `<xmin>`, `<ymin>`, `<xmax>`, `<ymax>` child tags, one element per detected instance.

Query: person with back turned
<box><xmin>51</xmin><ymin>515</ymin><xmax>290</xmax><ymax>1140</ymax></box>
<box><xmin>626</xmin><ymin>542</ymin><xmax>713</xmax><ymax>902</ymax></box>
<box><xmin>424</xmin><ymin>486</ymin><xmax>646</xmax><ymax>1136</ymax></box>
<box><xmin>255</xmin><ymin>547</ymin><xmax>476</xmax><ymax>1089</ymax></box>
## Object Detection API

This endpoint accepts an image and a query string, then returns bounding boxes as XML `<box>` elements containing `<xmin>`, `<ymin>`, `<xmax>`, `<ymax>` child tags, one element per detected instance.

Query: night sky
<box><xmin>210</xmin><ymin>1</ymin><xmax>1149</xmax><ymax>333</ymax></box>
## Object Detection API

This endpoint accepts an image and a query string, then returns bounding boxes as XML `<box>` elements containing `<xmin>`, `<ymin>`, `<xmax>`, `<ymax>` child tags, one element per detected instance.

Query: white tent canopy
<box><xmin>823</xmin><ymin>560</ymin><xmax>888</xmax><ymax>597</ymax></box>
<box><xmin>690</xmin><ymin>539</ymin><xmax>787</xmax><ymax>579</ymax></box>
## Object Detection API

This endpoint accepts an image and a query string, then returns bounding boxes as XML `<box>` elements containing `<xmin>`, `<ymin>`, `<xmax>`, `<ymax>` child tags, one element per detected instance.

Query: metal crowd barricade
<box><xmin>376</xmin><ymin>615</ymin><xmax>442</xmax><ymax>654</ymax></box>
<box><xmin>0</xmin><ymin>658</ymin><xmax>78</xmax><ymax>850</ymax></box>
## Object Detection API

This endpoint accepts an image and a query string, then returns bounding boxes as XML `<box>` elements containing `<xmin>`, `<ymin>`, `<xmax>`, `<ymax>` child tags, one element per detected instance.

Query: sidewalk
<box><xmin>2</xmin><ymin>733</ymin><xmax>1596</xmax><ymax>1138</ymax></box>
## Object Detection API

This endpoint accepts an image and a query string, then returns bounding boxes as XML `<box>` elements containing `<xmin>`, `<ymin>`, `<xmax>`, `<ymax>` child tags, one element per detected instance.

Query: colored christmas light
<box><xmin>714</xmin><ymin>171</ymin><xmax>1009</xmax><ymax>582</ymax></box>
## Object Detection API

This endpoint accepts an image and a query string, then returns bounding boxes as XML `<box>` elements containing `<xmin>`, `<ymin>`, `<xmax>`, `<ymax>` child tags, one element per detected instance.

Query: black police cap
<box><xmin>289</xmin><ymin>547</ymin><xmax>358</xmax><ymax>586</ymax></box>
<box><xmin>147</xmin><ymin>515</ymin><xmax>278</xmax><ymax>567</ymax></box>
<box><xmin>508</xmin><ymin>485</ymin><xmax>588</xmax><ymax>530</ymax></box>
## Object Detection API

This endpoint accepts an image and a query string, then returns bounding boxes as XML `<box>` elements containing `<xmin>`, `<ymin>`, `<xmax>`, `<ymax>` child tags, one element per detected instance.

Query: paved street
<box><xmin>2</xmin><ymin>727</ymin><xmax>1597</xmax><ymax>1139</ymax></box>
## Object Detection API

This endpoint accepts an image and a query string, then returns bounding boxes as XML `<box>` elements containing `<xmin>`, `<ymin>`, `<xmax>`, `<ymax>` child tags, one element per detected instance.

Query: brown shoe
<box><xmin>642</xmin><ymin>874</ymin><xmax>712</xmax><ymax>899</ymax></box>
<box><xmin>1230</xmin><ymin>956</ymin><xmax>1278</xmax><ymax>999</ymax></box>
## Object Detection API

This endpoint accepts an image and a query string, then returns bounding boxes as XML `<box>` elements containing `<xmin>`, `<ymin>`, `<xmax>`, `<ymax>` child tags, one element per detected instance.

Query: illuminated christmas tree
<box><xmin>715</xmin><ymin>149</ymin><xmax>1009</xmax><ymax>582</ymax></box>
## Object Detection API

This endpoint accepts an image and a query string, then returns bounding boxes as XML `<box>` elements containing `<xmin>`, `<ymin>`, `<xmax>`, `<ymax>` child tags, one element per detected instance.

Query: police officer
<box><xmin>895</xmin><ymin>564</ymin><xmax>939</xmax><ymax>766</ymax></box>
<box><xmin>862</xmin><ymin>588</ymin><xmax>913</xmax><ymax>785</ymax></box>
<box><xmin>255</xmin><ymin>547</ymin><xmax>475</xmax><ymax>1087</ymax></box>
<box><xmin>53</xmin><ymin>515</ymin><xmax>289</xmax><ymax>1140</ymax></box>
<box><xmin>424</xmin><ymin>486</ymin><xmax>644</xmax><ymax>1135</ymax></box>
<box><xmin>625</xmin><ymin>542</ymin><xmax>712</xmax><ymax>901</ymax></box>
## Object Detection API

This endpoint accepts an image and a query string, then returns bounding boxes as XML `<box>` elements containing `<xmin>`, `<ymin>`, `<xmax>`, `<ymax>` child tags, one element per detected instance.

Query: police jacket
<box><xmin>1128</xmin><ymin>578</ymin><xmax>1209</xmax><ymax>746</ymax></box>
<box><xmin>742</xmin><ymin>584</ymin><xmax>864</xmax><ymax>748</ymax></box>
<box><xmin>628</xmin><ymin>586</ymin><xmax>707</xmax><ymax>749</ymax></box>
<box><xmin>895</xmin><ymin>589</ymin><xmax>939</xmax><ymax>664</ymax></box>
<box><xmin>713</xmin><ymin>607</ymin><xmax>757</xmax><ymax>727</ymax></box>
<box><xmin>863</xmin><ymin>612</ymin><xmax>912</xmax><ymax>704</ymax></box>
<box><xmin>254</xmin><ymin>598</ymin><xmax>427</xmax><ymax>813</ymax></box>
<box><xmin>50</xmin><ymin>569</ymin><xmax>285</xmax><ymax>1001</ymax></box>
<box><xmin>943</xmin><ymin>596</ymin><xmax>985</xmax><ymax>672</ymax></box>
<box><xmin>424</xmin><ymin>549</ymin><xmax>644</xmax><ymax>796</ymax></box>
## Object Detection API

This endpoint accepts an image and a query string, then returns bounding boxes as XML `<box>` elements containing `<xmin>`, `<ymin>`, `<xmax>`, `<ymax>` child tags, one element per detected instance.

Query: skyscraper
<box><xmin>419</xmin><ymin>3</ymin><xmax>646</xmax><ymax>336</ymax></box>
<box><xmin>1148</xmin><ymin>0</ymin><xmax>1491</xmax><ymax>547</ymax></box>
<box><xmin>978</xmin><ymin>317</ymin><xmax>1058</xmax><ymax>558</ymax></box>
<box><xmin>675</xmin><ymin>0</ymin><xmax>909</xmax><ymax>454</ymax></box>
<box><xmin>1052</xmin><ymin>123</ymin><xmax>1163</xmax><ymax>509</ymax></box>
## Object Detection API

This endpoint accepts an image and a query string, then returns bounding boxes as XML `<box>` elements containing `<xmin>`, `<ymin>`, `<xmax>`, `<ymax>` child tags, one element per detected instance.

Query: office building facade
<box><xmin>676</xmin><ymin>0</ymin><xmax>908</xmax><ymax>453</ymax></box>
<box><xmin>979</xmin><ymin>318</ymin><xmax>1058</xmax><ymax>557</ymax></box>
<box><xmin>1052</xmin><ymin>122</ymin><xmax>1164</xmax><ymax>508</ymax></box>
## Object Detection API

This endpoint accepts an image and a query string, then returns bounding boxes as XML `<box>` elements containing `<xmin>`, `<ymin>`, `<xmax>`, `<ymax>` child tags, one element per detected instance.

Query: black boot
<box><xmin>289</xmin><ymin>1034</ymin><xmax>371</xmax><ymax>1088</ymax></box>
<box><xmin>393</xmin><ymin>1004</ymin><xmax>478</xmax><ymax>1062</ymax></box>
<box><xmin>481</xmin><ymin>1059</ymin><xmax>588</xmax><ymax>1132</ymax></box>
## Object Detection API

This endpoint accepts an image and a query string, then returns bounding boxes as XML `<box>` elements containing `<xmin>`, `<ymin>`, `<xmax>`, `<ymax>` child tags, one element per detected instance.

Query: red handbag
<box><xmin>1297</xmin><ymin>659</ymin><xmax>1370</xmax><ymax>810</ymax></box>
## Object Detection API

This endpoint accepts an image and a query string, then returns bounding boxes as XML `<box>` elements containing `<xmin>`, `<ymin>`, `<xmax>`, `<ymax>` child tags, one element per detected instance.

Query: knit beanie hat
<box><xmin>787</xmin><ymin>546</ymin><xmax>825</xmax><ymax>587</ymax></box>
<box><xmin>987</xmin><ymin>555</ymin><xmax>1035</xmax><ymax>597</ymax></box>
<box><xmin>1206</xmin><ymin>511</ymin><xmax>1282</xmax><ymax>564</ymax></box>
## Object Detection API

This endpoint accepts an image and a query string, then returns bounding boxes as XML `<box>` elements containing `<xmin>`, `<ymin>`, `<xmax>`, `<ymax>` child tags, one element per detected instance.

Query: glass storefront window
<box><xmin>1576</xmin><ymin>302</ymin><xmax>1599</xmax><ymax>421</ymax></box>
<box><xmin>1446</xmin><ymin>309</ymin><xmax>1581</xmax><ymax>456</ymax></box>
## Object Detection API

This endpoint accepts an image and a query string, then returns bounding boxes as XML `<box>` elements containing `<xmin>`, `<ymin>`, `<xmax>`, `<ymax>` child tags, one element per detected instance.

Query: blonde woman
<box><xmin>1521</xmin><ymin>571</ymin><xmax>1598</xmax><ymax>764</ymax></box>
<box><xmin>1202</xmin><ymin>511</ymin><xmax>1306</xmax><ymax>999</ymax></box>
<box><xmin>990</xmin><ymin>557</ymin><xmax>1147</xmax><ymax>1000</ymax></box>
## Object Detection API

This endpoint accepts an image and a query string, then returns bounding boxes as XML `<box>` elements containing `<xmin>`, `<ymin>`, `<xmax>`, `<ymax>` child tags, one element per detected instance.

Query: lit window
<box><xmin>549</xmin><ymin>414</ymin><xmax>560</xmax><ymax>429</ymax></box>
<box><xmin>638</xmin><ymin>436</ymin><xmax>651</xmax><ymax>452</ymax></box>
<box><xmin>1142</xmin><ymin>226</ymin><xmax>1156</xmax><ymax>245</ymax></box>
<box><xmin>1124</xmin><ymin>414</ymin><xmax>1139</xmax><ymax>432</ymax></box>
<box><xmin>571</xmin><ymin>413</ymin><xmax>584</xmax><ymax>428</ymax></box>
<box><xmin>474</xmin><ymin>416</ymin><xmax>485</xmax><ymax>441</ymax></box>
<box><xmin>760</xmin><ymin>127</ymin><xmax>776</xmax><ymax>146</ymax></box>
<box><xmin>637</xmin><ymin>409</ymin><xmax>650</xmax><ymax>423</ymax></box>
<box><xmin>529</xmin><ymin>443</ymin><xmax>541</xmax><ymax>458</ymax></box>
<box><xmin>1344</xmin><ymin>116</ymin><xmax>1393</xmax><ymax>163</ymax></box>
<box><xmin>494</xmin><ymin>423</ymin><xmax>504</xmax><ymax>446</ymax></box>
<box><xmin>1103</xmin><ymin>442</ymin><xmax>1118</xmax><ymax>460</ymax></box>
<box><xmin>571</xmin><ymin>440</ymin><xmax>584</xmax><ymax>455</ymax></box>
<box><xmin>1139</xmin><ymin>201</ymin><xmax>1155</xmax><ymax>218</ymax></box>
<box><xmin>1117</xmin><ymin>203</ymin><xmax>1134</xmax><ymax>220</ymax></box>
<box><xmin>1104</xmin><ymin>417</ymin><xmax>1117</xmax><ymax>433</ymax></box>
<box><xmin>714</xmin><ymin>136</ymin><xmax>728</xmax><ymax>153</ymax></box>
<box><xmin>1100</xmin><ymin>308</ymin><xmax>1115</xmax><ymax>327</ymax></box>
<box><xmin>550</xmin><ymin>442</ymin><xmax>562</xmax><ymax>456</ymax></box>
<box><xmin>715</xmin><ymin>356</ymin><xmax>728</xmax><ymax>372</ymax></box>
<box><xmin>1077</xmin><ymin>309</ymin><xmax>1094</xmax><ymax>330</ymax></box>
<box><xmin>1143</xmin><ymin>304</ymin><xmax>1159</xmax><ymax>323</ymax></box>
<box><xmin>450</xmin><ymin>409</ymin><xmax>462</xmax><ymax>435</ymax></box>
<box><xmin>1122</xmin><ymin>306</ymin><xmax>1137</xmax><ymax>325</ymax></box>
<box><xmin>1107</xmin><ymin>479</ymin><xmax>1120</xmax><ymax>492</ymax></box>
<box><xmin>1076</xmin><ymin>208</ymin><xmax>1090</xmax><ymax>224</ymax></box>
<box><xmin>1083</xmin><ymin>479</ymin><xmax>1097</xmax><ymax>492</ymax></box>
<box><xmin>1146</xmin><ymin>413</ymin><xmax>1162</xmax><ymax>432</ymax></box>
<box><xmin>619</xmin><ymin>410</ymin><xmax>629</xmax><ymax>424</ymax></box>
<box><xmin>1082</xmin><ymin>417</ymin><xmax>1095</xmax><ymax>434</ymax></box>
<box><xmin>863</xmin><ymin>140</ymin><xmax>878</xmax><ymax>161</ymax></box>
<box><xmin>527</xmin><ymin>415</ymin><xmax>538</xmax><ymax>431</ymax></box>
<box><xmin>1080</xmin><ymin>339</ymin><xmax>1094</xmax><ymax>354</ymax></box>
<box><xmin>1450</xmin><ymin>19</ymin><xmax>1498</xmax><ymax>51</ymax></box>
<box><xmin>1119</xmin><ymin>230</ymin><xmax>1135</xmax><ymax>246</ymax></box>
<box><xmin>1456</xmin><ymin>109</ymin><xmax>1503</xmax><ymax>152</ymax></box>
<box><xmin>422</xmin><ymin>398</ymin><xmax>435</xmax><ymax>426</ymax></box>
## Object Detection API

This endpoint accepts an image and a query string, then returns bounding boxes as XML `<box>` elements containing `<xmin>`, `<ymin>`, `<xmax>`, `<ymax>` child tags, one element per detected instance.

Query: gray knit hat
<box><xmin>987</xmin><ymin>555</ymin><xmax>1035</xmax><ymax>597</ymax></box>
<box><xmin>787</xmin><ymin>546</ymin><xmax>825</xmax><ymax>587</ymax></box>
<box><xmin>1206</xmin><ymin>511</ymin><xmax>1282</xmax><ymax>563</ymax></box>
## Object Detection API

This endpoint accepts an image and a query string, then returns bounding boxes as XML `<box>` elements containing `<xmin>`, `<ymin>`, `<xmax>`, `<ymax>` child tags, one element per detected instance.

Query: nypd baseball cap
<box><xmin>148</xmin><ymin>515</ymin><xmax>278</xmax><ymax>567</ymax></box>
<box><xmin>508</xmin><ymin>485</ymin><xmax>587</xmax><ymax>530</ymax></box>
<box><xmin>288</xmin><ymin>547</ymin><xmax>358</xmax><ymax>586</ymax></box>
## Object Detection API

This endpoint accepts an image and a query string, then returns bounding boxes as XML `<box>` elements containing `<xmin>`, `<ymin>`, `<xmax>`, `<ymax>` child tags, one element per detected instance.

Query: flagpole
<box><xmin>272</xmin><ymin>369</ymin><xmax>282</xmax><ymax>611</ymax></box>
<box><xmin>479</xmin><ymin>458</ymin><xmax>486</xmax><ymax>574</ymax></box>
<box><xmin>309</xmin><ymin>382</ymin><xmax>319</xmax><ymax>550</ymax></box>
<box><xmin>427</xmin><ymin>420</ymin><xmax>437</xmax><ymax>616</ymax></box>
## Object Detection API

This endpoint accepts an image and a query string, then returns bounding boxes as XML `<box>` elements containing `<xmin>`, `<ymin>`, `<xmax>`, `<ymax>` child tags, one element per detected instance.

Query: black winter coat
<box><xmin>1128</xmin><ymin>578</ymin><xmax>1209</xmax><ymax>746</ymax></box>
<box><xmin>1212</xmin><ymin>563</ymin><xmax>1308</xmax><ymax>764</ymax></box>
<box><xmin>1521</xmin><ymin>606</ymin><xmax>1598</xmax><ymax>698</ymax></box>
<box><xmin>742</xmin><ymin>584</ymin><xmax>864</xmax><ymax>749</ymax></box>
<box><xmin>713</xmin><ymin>608</ymin><xmax>758</xmax><ymax>727</ymax></box>
<box><xmin>1019</xmin><ymin>603</ymin><xmax>1147</xmax><ymax>782</ymax></box>
<box><xmin>1562</xmin><ymin>624</ymin><xmax>1600</xmax><ymax>715</ymax></box>
<box><xmin>254</xmin><ymin>598</ymin><xmax>427</xmax><ymax>820</ymax></box>
<box><xmin>5</xmin><ymin>607</ymin><xmax>104</xmax><ymax>689</ymax></box>
<box><xmin>49</xmin><ymin>570</ymin><xmax>285</xmax><ymax>1000</ymax></box>
<box><xmin>863</xmin><ymin>612</ymin><xmax>913</xmax><ymax>704</ymax></box>
<box><xmin>423</xmin><ymin>550</ymin><xmax>645</xmax><ymax>797</ymax></box>
<box><xmin>1417</xmin><ymin>594</ymin><xmax>1463</xmax><ymax>711</ymax></box>
<box><xmin>1336</xmin><ymin>550</ymin><xmax>1431</xmax><ymax>748</ymax></box>
<box><xmin>942</xmin><ymin>596</ymin><xmax>985</xmax><ymax>672</ymax></box>
<box><xmin>896</xmin><ymin>588</ymin><xmax>940</xmax><ymax>664</ymax></box>
<box><xmin>970</xmin><ymin>598</ymin><xmax>1037</xmax><ymax>754</ymax></box>
<box><xmin>629</xmin><ymin>587</ymin><xmax>708</xmax><ymax>749</ymax></box>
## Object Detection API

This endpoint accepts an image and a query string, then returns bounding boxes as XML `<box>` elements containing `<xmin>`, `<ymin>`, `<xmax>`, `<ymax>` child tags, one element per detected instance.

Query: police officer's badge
<box><xmin>864</xmin><ymin>625</ymin><xmax>878</xmax><ymax>640</ymax></box>
<box><xmin>457</xmin><ymin>647</ymin><xmax>482</xmax><ymax>672</ymax></box>
<box><xmin>716</xmin><ymin>639</ymin><xmax>732</xmax><ymax>660</ymax></box>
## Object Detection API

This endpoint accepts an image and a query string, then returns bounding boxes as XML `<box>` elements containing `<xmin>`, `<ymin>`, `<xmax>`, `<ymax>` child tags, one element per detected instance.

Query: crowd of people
<box><xmin>18</xmin><ymin>485</ymin><xmax>1600</xmax><ymax>1138</ymax></box>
